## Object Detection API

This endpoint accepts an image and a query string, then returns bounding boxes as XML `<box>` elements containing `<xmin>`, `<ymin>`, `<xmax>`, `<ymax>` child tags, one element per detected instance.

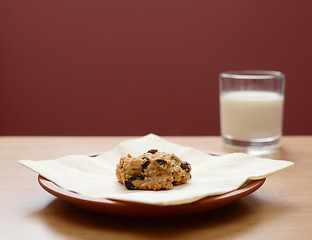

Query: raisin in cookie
<box><xmin>116</xmin><ymin>149</ymin><xmax>191</xmax><ymax>191</ymax></box>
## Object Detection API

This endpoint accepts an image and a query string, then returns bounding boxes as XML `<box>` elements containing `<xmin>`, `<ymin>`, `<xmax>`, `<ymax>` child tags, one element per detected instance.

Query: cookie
<box><xmin>116</xmin><ymin>149</ymin><xmax>191</xmax><ymax>191</ymax></box>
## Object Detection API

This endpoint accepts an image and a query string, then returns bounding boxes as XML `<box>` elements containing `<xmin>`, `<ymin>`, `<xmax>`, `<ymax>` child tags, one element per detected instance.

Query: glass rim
<box><xmin>220</xmin><ymin>70</ymin><xmax>284</xmax><ymax>80</ymax></box>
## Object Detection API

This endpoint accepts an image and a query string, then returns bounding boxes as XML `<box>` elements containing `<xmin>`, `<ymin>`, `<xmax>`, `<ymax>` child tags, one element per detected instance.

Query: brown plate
<box><xmin>38</xmin><ymin>175</ymin><xmax>265</xmax><ymax>218</ymax></box>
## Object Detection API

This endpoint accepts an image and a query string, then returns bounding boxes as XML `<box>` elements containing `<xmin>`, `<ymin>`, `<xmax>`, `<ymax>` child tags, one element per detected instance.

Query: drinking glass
<box><xmin>219</xmin><ymin>70</ymin><xmax>285</xmax><ymax>152</ymax></box>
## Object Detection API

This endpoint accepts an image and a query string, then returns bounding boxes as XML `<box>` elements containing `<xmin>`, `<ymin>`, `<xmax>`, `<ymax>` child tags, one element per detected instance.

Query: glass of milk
<box><xmin>219</xmin><ymin>70</ymin><xmax>285</xmax><ymax>152</ymax></box>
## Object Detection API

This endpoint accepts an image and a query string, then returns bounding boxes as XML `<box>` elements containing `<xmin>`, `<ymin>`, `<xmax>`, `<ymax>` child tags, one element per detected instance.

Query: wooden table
<box><xmin>0</xmin><ymin>136</ymin><xmax>311</xmax><ymax>239</ymax></box>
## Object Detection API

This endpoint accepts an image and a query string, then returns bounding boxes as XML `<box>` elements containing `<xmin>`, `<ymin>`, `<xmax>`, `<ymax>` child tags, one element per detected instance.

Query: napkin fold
<box><xmin>18</xmin><ymin>134</ymin><xmax>294</xmax><ymax>205</ymax></box>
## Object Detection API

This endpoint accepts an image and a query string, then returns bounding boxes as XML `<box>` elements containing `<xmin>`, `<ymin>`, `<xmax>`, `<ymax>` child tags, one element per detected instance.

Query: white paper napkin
<box><xmin>18</xmin><ymin>134</ymin><xmax>294</xmax><ymax>205</ymax></box>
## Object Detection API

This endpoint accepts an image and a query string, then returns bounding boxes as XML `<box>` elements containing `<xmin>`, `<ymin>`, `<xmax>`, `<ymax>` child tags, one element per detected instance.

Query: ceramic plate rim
<box><xmin>38</xmin><ymin>175</ymin><xmax>265</xmax><ymax>217</ymax></box>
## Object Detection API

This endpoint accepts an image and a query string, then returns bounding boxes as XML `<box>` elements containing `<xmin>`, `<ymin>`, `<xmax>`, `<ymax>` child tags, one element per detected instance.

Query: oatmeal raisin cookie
<box><xmin>116</xmin><ymin>149</ymin><xmax>191</xmax><ymax>191</ymax></box>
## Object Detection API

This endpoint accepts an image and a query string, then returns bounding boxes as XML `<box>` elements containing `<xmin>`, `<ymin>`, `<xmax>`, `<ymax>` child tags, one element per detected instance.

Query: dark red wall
<box><xmin>1</xmin><ymin>0</ymin><xmax>312</xmax><ymax>136</ymax></box>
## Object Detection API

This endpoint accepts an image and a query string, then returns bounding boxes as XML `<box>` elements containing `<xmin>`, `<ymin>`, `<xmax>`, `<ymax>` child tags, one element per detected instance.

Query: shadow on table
<box><xmin>30</xmin><ymin>195</ymin><xmax>286</xmax><ymax>240</ymax></box>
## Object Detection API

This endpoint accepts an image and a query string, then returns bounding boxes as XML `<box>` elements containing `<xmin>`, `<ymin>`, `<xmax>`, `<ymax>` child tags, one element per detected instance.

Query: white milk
<box><xmin>220</xmin><ymin>91</ymin><xmax>284</xmax><ymax>141</ymax></box>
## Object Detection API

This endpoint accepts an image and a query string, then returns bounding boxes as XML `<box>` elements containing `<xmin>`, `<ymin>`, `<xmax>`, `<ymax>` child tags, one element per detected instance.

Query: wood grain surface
<box><xmin>0</xmin><ymin>136</ymin><xmax>310</xmax><ymax>239</ymax></box>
